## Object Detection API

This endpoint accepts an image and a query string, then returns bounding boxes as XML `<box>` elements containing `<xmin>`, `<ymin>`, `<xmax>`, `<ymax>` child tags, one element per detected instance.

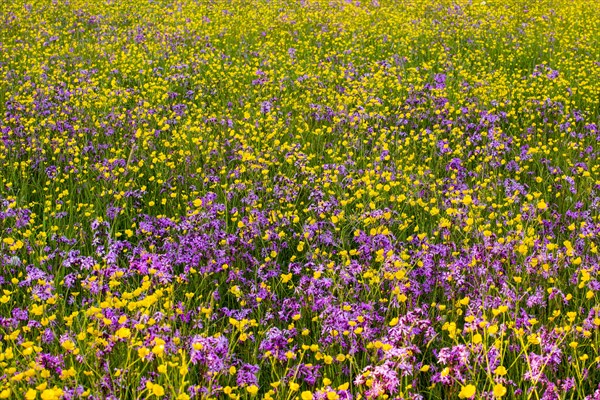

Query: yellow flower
<box><xmin>152</xmin><ymin>384</ymin><xmax>165</xmax><ymax>397</ymax></box>
<box><xmin>192</xmin><ymin>342</ymin><xmax>203</xmax><ymax>351</ymax></box>
<box><xmin>246</xmin><ymin>385</ymin><xmax>259</xmax><ymax>395</ymax></box>
<box><xmin>138</xmin><ymin>347</ymin><xmax>150</xmax><ymax>359</ymax></box>
<box><xmin>494</xmin><ymin>366</ymin><xmax>507</xmax><ymax>376</ymax></box>
<box><xmin>327</xmin><ymin>392</ymin><xmax>339</xmax><ymax>400</ymax></box>
<box><xmin>493</xmin><ymin>384</ymin><xmax>507</xmax><ymax>398</ymax></box>
<box><xmin>40</xmin><ymin>389</ymin><xmax>61</xmax><ymax>400</ymax></box>
<box><xmin>115</xmin><ymin>327</ymin><xmax>131</xmax><ymax>339</ymax></box>
<box><xmin>61</xmin><ymin>340</ymin><xmax>75</xmax><ymax>352</ymax></box>
<box><xmin>152</xmin><ymin>344</ymin><xmax>164</xmax><ymax>357</ymax></box>
<box><xmin>25</xmin><ymin>389</ymin><xmax>37</xmax><ymax>400</ymax></box>
<box><xmin>536</xmin><ymin>200</ymin><xmax>547</xmax><ymax>210</ymax></box>
<box><xmin>458</xmin><ymin>384</ymin><xmax>476</xmax><ymax>399</ymax></box>
<box><xmin>301</xmin><ymin>391</ymin><xmax>313</xmax><ymax>400</ymax></box>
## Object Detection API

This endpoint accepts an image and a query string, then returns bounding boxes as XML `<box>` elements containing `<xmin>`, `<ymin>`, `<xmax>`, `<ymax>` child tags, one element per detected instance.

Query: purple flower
<box><xmin>236</xmin><ymin>363</ymin><xmax>259</xmax><ymax>387</ymax></box>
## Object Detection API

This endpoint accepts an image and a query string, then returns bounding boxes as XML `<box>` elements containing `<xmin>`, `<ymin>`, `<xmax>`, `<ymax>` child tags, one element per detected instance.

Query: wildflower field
<box><xmin>1</xmin><ymin>0</ymin><xmax>600</xmax><ymax>398</ymax></box>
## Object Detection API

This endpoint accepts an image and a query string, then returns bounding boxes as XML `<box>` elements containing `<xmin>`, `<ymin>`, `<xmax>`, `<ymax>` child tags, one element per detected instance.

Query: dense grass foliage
<box><xmin>1</xmin><ymin>0</ymin><xmax>600</xmax><ymax>399</ymax></box>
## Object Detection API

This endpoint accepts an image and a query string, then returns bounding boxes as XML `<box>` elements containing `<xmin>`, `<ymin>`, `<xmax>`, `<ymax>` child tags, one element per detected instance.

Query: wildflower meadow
<box><xmin>1</xmin><ymin>0</ymin><xmax>600</xmax><ymax>399</ymax></box>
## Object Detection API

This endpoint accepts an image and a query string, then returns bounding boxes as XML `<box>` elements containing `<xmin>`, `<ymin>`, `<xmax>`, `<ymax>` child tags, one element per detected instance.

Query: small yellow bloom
<box><xmin>459</xmin><ymin>384</ymin><xmax>476</xmax><ymax>399</ymax></box>
<box><xmin>152</xmin><ymin>344</ymin><xmax>165</xmax><ymax>357</ymax></box>
<box><xmin>301</xmin><ymin>391</ymin><xmax>313</xmax><ymax>400</ymax></box>
<box><xmin>25</xmin><ymin>389</ymin><xmax>37</xmax><ymax>400</ymax></box>
<box><xmin>327</xmin><ymin>392</ymin><xmax>339</xmax><ymax>400</ymax></box>
<box><xmin>537</xmin><ymin>200</ymin><xmax>547</xmax><ymax>210</ymax></box>
<box><xmin>115</xmin><ymin>327</ymin><xmax>131</xmax><ymax>339</ymax></box>
<box><xmin>61</xmin><ymin>340</ymin><xmax>75</xmax><ymax>352</ymax></box>
<box><xmin>40</xmin><ymin>389</ymin><xmax>60</xmax><ymax>400</ymax></box>
<box><xmin>152</xmin><ymin>384</ymin><xmax>165</xmax><ymax>397</ymax></box>
<box><xmin>493</xmin><ymin>384</ymin><xmax>507</xmax><ymax>398</ymax></box>
<box><xmin>138</xmin><ymin>347</ymin><xmax>150</xmax><ymax>359</ymax></box>
<box><xmin>192</xmin><ymin>342</ymin><xmax>203</xmax><ymax>351</ymax></box>
<box><xmin>494</xmin><ymin>366</ymin><xmax>507</xmax><ymax>376</ymax></box>
<box><xmin>246</xmin><ymin>385</ymin><xmax>259</xmax><ymax>395</ymax></box>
